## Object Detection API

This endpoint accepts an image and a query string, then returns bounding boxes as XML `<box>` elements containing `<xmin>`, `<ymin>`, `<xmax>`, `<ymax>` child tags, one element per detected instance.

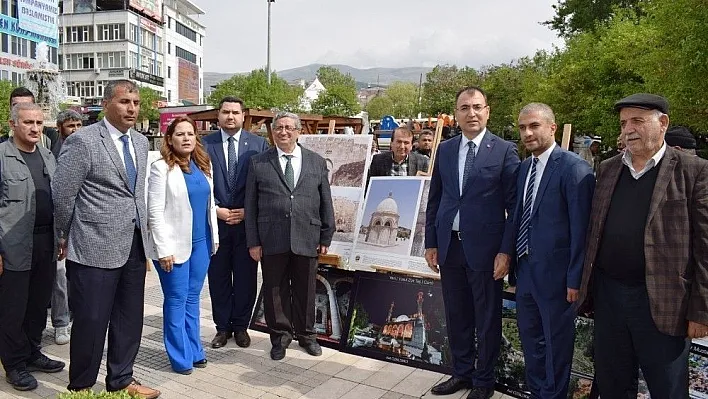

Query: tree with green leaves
<box><xmin>208</xmin><ymin>69</ymin><xmax>303</xmax><ymax>111</ymax></box>
<box><xmin>365</xmin><ymin>95</ymin><xmax>394</xmax><ymax>120</ymax></box>
<box><xmin>0</xmin><ymin>80</ymin><xmax>16</xmax><ymax>136</ymax></box>
<box><xmin>544</xmin><ymin>0</ymin><xmax>642</xmax><ymax>38</ymax></box>
<box><xmin>137</xmin><ymin>86</ymin><xmax>161</xmax><ymax>123</ymax></box>
<box><xmin>311</xmin><ymin>66</ymin><xmax>361</xmax><ymax>116</ymax></box>
<box><xmin>422</xmin><ymin>65</ymin><xmax>481</xmax><ymax>116</ymax></box>
<box><xmin>364</xmin><ymin>82</ymin><xmax>419</xmax><ymax>120</ymax></box>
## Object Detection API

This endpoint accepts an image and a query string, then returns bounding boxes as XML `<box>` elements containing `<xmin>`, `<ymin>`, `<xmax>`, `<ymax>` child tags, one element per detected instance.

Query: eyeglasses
<box><xmin>456</xmin><ymin>104</ymin><xmax>488</xmax><ymax>114</ymax></box>
<box><xmin>274</xmin><ymin>126</ymin><xmax>298</xmax><ymax>133</ymax></box>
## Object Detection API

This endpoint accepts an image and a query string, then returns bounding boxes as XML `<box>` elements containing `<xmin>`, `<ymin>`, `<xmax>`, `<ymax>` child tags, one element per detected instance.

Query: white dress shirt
<box><xmin>277</xmin><ymin>144</ymin><xmax>303</xmax><ymax>185</ymax></box>
<box><xmin>104</xmin><ymin>117</ymin><xmax>136</xmax><ymax>169</ymax></box>
<box><xmin>452</xmin><ymin>129</ymin><xmax>486</xmax><ymax>231</ymax></box>
<box><xmin>522</xmin><ymin>142</ymin><xmax>556</xmax><ymax>211</ymax></box>
<box><xmin>221</xmin><ymin>129</ymin><xmax>242</xmax><ymax>171</ymax></box>
<box><xmin>621</xmin><ymin>142</ymin><xmax>666</xmax><ymax>179</ymax></box>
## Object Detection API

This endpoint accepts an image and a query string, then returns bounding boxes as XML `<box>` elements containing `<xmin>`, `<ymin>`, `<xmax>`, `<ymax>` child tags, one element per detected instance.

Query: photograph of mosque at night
<box><xmin>343</xmin><ymin>272</ymin><xmax>452</xmax><ymax>373</ymax></box>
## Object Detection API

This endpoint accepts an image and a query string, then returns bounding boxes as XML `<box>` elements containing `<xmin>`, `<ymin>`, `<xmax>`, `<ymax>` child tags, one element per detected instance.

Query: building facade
<box><xmin>162</xmin><ymin>0</ymin><xmax>204</xmax><ymax>105</ymax></box>
<box><xmin>58</xmin><ymin>0</ymin><xmax>204</xmax><ymax>107</ymax></box>
<box><xmin>0</xmin><ymin>0</ymin><xmax>60</xmax><ymax>85</ymax></box>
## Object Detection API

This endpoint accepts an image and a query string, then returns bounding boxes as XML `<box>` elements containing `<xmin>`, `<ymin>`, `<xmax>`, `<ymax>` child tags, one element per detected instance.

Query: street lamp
<box><xmin>267</xmin><ymin>0</ymin><xmax>275</xmax><ymax>85</ymax></box>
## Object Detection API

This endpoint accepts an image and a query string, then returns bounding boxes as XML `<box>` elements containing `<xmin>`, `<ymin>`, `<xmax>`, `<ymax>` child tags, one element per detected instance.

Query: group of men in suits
<box><xmin>425</xmin><ymin>86</ymin><xmax>708</xmax><ymax>399</ymax></box>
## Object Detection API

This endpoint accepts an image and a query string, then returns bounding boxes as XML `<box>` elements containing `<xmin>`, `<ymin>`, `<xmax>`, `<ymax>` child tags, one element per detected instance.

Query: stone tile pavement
<box><xmin>0</xmin><ymin>269</ymin><xmax>515</xmax><ymax>399</ymax></box>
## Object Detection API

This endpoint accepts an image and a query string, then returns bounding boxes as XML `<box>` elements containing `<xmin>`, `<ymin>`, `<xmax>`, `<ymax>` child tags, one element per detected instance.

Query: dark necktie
<box><xmin>227</xmin><ymin>136</ymin><xmax>238</xmax><ymax>192</ymax></box>
<box><xmin>516</xmin><ymin>157</ymin><xmax>539</xmax><ymax>257</ymax></box>
<box><xmin>119</xmin><ymin>134</ymin><xmax>140</xmax><ymax>227</ymax></box>
<box><xmin>462</xmin><ymin>141</ymin><xmax>477</xmax><ymax>190</ymax></box>
<box><xmin>283</xmin><ymin>155</ymin><xmax>295</xmax><ymax>190</ymax></box>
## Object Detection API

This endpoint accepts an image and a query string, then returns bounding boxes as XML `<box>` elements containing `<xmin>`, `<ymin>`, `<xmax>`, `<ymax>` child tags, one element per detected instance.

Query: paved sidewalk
<box><xmin>0</xmin><ymin>269</ymin><xmax>514</xmax><ymax>399</ymax></box>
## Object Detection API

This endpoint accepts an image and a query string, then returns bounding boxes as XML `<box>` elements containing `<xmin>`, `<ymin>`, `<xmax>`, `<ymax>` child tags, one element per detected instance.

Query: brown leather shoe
<box><xmin>124</xmin><ymin>380</ymin><xmax>160</xmax><ymax>399</ymax></box>
<box><xmin>210</xmin><ymin>331</ymin><xmax>231</xmax><ymax>348</ymax></box>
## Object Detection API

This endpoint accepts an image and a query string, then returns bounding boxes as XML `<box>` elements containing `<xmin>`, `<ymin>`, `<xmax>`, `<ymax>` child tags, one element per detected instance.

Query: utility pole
<box><xmin>267</xmin><ymin>0</ymin><xmax>275</xmax><ymax>85</ymax></box>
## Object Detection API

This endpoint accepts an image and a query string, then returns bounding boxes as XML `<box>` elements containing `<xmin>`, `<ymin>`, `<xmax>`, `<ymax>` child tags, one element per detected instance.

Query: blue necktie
<box><xmin>462</xmin><ymin>141</ymin><xmax>477</xmax><ymax>190</ymax></box>
<box><xmin>119</xmin><ymin>134</ymin><xmax>140</xmax><ymax>227</ymax></box>
<box><xmin>516</xmin><ymin>157</ymin><xmax>539</xmax><ymax>257</ymax></box>
<box><xmin>227</xmin><ymin>136</ymin><xmax>238</xmax><ymax>195</ymax></box>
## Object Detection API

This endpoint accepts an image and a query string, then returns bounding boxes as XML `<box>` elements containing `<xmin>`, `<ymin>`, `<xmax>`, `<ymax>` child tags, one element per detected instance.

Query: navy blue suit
<box><xmin>426</xmin><ymin>131</ymin><xmax>519</xmax><ymax>388</ymax></box>
<box><xmin>203</xmin><ymin>130</ymin><xmax>268</xmax><ymax>333</ymax></box>
<box><xmin>512</xmin><ymin>145</ymin><xmax>594</xmax><ymax>398</ymax></box>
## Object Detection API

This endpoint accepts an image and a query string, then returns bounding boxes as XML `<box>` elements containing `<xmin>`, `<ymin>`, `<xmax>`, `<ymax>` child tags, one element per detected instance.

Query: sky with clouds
<box><xmin>195</xmin><ymin>0</ymin><xmax>564</xmax><ymax>74</ymax></box>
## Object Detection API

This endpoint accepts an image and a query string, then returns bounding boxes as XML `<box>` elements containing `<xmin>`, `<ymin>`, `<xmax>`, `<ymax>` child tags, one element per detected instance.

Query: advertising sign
<box><xmin>0</xmin><ymin>13</ymin><xmax>58</xmax><ymax>47</ymax></box>
<box><xmin>177</xmin><ymin>58</ymin><xmax>199</xmax><ymax>104</ymax></box>
<box><xmin>18</xmin><ymin>0</ymin><xmax>59</xmax><ymax>42</ymax></box>
<box><xmin>129</xmin><ymin>0</ymin><xmax>163</xmax><ymax>22</ymax></box>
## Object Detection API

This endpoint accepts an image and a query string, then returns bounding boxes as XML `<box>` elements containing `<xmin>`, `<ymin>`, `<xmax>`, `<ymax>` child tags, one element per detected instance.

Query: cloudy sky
<box><xmin>196</xmin><ymin>0</ymin><xmax>563</xmax><ymax>74</ymax></box>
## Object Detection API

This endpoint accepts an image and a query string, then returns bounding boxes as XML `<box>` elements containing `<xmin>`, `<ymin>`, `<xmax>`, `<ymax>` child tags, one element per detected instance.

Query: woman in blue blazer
<box><xmin>147</xmin><ymin>116</ymin><xmax>219</xmax><ymax>374</ymax></box>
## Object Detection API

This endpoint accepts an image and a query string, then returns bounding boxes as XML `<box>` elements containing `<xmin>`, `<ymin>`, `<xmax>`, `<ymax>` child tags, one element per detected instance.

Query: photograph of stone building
<box><xmin>332</xmin><ymin>188</ymin><xmax>361</xmax><ymax>243</ymax></box>
<box><xmin>354</xmin><ymin>178</ymin><xmax>421</xmax><ymax>256</ymax></box>
<box><xmin>298</xmin><ymin>135</ymin><xmax>372</xmax><ymax>188</ymax></box>
<box><xmin>410</xmin><ymin>179</ymin><xmax>430</xmax><ymax>258</ymax></box>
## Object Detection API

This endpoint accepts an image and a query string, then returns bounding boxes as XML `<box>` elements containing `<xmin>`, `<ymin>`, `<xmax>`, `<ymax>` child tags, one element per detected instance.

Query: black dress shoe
<box><xmin>211</xmin><ymin>331</ymin><xmax>232</xmax><ymax>348</ymax></box>
<box><xmin>175</xmin><ymin>368</ymin><xmax>192</xmax><ymax>375</ymax></box>
<box><xmin>270</xmin><ymin>344</ymin><xmax>286</xmax><ymax>361</ymax></box>
<box><xmin>299</xmin><ymin>341</ymin><xmax>322</xmax><ymax>356</ymax></box>
<box><xmin>26</xmin><ymin>354</ymin><xmax>65</xmax><ymax>373</ymax></box>
<box><xmin>5</xmin><ymin>369</ymin><xmax>38</xmax><ymax>391</ymax></box>
<box><xmin>234</xmin><ymin>330</ymin><xmax>251</xmax><ymax>348</ymax></box>
<box><xmin>467</xmin><ymin>386</ymin><xmax>494</xmax><ymax>399</ymax></box>
<box><xmin>193</xmin><ymin>359</ymin><xmax>207</xmax><ymax>368</ymax></box>
<box><xmin>430</xmin><ymin>376</ymin><xmax>469</xmax><ymax>395</ymax></box>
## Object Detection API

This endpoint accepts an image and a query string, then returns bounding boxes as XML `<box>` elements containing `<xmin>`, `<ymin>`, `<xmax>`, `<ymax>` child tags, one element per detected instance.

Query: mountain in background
<box><xmin>203</xmin><ymin>64</ymin><xmax>432</xmax><ymax>93</ymax></box>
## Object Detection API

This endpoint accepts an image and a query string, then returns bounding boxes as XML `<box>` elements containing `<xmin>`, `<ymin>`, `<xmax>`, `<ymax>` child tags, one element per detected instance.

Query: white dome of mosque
<box><xmin>376</xmin><ymin>192</ymin><xmax>398</xmax><ymax>214</ymax></box>
<box><xmin>394</xmin><ymin>315</ymin><xmax>410</xmax><ymax>322</ymax></box>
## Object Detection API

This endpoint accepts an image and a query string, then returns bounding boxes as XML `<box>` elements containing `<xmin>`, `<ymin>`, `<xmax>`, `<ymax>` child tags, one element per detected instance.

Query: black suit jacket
<box><xmin>245</xmin><ymin>145</ymin><xmax>335</xmax><ymax>257</ymax></box>
<box><xmin>368</xmin><ymin>151</ymin><xmax>429</xmax><ymax>178</ymax></box>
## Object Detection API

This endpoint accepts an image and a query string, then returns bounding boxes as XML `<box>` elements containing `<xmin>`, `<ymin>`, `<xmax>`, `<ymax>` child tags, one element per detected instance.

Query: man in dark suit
<box><xmin>578</xmin><ymin>93</ymin><xmax>708</xmax><ymax>398</ymax></box>
<box><xmin>245</xmin><ymin>111</ymin><xmax>335</xmax><ymax>361</ymax></box>
<box><xmin>425</xmin><ymin>86</ymin><xmax>519</xmax><ymax>399</ymax></box>
<box><xmin>202</xmin><ymin>97</ymin><xmax>269</xmax><ymax>349</ymax></box>
<box><xmin>512</xmin><ymin>103</ymin><xmax>595</xmax><ymax>398</ymax></box>
<box><xmin>53</xmin><ymin>80</ymin><xmax>159</xmax><ymax>398</ymax></box>
<box><xmin>368</xmin><ymin>126</ymin><xmax>429</xmax><ymax>180</ymax></box>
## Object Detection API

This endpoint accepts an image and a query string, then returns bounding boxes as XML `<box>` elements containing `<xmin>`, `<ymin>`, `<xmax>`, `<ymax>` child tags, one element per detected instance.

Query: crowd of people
<box><xmin>0</xmin><ymin>80</ymin><xmax>706</xmax><ymax>399</ymax></box>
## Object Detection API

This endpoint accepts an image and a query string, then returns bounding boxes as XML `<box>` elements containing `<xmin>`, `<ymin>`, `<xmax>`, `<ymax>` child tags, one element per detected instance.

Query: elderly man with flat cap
<box><xmin>577</xmin><ymin>93</ymin><xmax>708</xmax><ymax>398</ymax></box>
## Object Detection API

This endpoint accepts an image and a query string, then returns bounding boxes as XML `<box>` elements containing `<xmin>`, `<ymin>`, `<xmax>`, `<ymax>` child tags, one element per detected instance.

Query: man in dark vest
<box><xmin>578</xmin><ymin>93</ymin><xmax>708</xmax><ymax>398</ymax></box>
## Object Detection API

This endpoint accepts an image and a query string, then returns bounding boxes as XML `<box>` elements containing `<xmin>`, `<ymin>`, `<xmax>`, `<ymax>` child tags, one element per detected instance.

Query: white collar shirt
<box><xmin>104</xmin><ymin>117</ymin><xmax>136</xmax><ymax>170</ymax></box>
<box><xmin>452</xmin><ymin>129</ymin><xmax>486</xmax><ymax>230</ymax></box>
<box><xmin>276</xmin><ymin>144</ymin><xmax>303</xmax><ymax>186</ymax></box>
<box><xmin>221</xmin><ymin>129</ymin><xmax>242</xmax><ymax>171</ymax></box>
<box><xmin>523</xmin><ymin>142</ymin><xmax>556</xmax><ymax>210</ymax></box>
<box><xmin>621</xmin><ymin>142</ymin><xmax>666</xmax><ymax>180</ymax></box>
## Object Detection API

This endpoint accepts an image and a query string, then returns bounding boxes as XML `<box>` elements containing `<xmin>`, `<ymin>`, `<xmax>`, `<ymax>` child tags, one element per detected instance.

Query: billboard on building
<box><xmin>73</xmin><ymin>0</ymin><xmax>95</xmax><ymax>13</ymax></box>
<box><xmin>129</xmin><ymin>0</ymin><xmax>163</xmax><ymax>22</ymax></box>
<box><xmin>178</xmin><ymin>58</ymin><xmax>199</xmax><ymax>104</ymax></box>
<box><xmin>0</xmin><ymin>10</ymin><xmax>58</xmax><ymax>47</ymax></box>
<box><xmin>18</xmin><ymin>0</ymin><xmax>59</xmax><ymax>42</ymax></box>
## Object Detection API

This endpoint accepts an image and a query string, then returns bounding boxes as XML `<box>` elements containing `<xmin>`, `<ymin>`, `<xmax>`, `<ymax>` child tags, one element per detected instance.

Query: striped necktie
<box><xmin>516</xmin><ymin>157</ymin><xmax>539</xmax><ymax>257</ymax></box>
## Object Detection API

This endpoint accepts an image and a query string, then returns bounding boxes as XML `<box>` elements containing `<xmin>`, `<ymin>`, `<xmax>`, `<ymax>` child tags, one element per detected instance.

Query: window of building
<box><xmin>129</xmin><ymin>24</ymin><xmax>138</xmax><ymax>43</ymax></box>
<box><xmin>167</xmin><ymin>90</ymin><xmax>171</xmax><ymax>102</ymax></box>
<box><xmin>11</xmin><ymin>0</ymin><xmax>17</xmax><ymax>18</ymax></box>
<box><xmin>175</xmin><ymin>21</ymin><xmax>197</xmax><ymax>42</ymax></box>
<box><xmin>65</xmin><ymin>53</ymin><xmax>95</xmax><ymax>70</ymax></box>
<box><xmin>167</xmin><ymin>42</ymin><xmax>171</xmax><ymax>55</ymax></box>
<box><xmin>167</xmin><ymin>16</ymin><xmax>171</xmax><ymax>29</ymax></box>
<box><xmin>1</xmin><ymin>70</ymin><xmax>8</xmax><ymax>81</ymax></box>
<box><xmin>97</xmin><ymin>23</ymin><xmax>125</xmax><ymax>41</ymax></box>
<box><xmin>167</xmin><ymin>66</ymin><xmax>171</xmax><ymax>79</ymax></box>
<box><xmin>11</xmin><ymin>72</ymin><xmax>21</xmax><ymax>86</ymax></box>
<box><xmin>67</xmin><ymin>81</ymin><xmax>96</xmax><ymax>98</ymax></box>
<box><xmin>51</xmin><ymin>47</ymin><xmax>58</xmax><ymax>64</ymax></box>
<box><xmin>66</xmin><ymin>25</ymin><xmax>93</xmax><ymax>43</ymax></box>
<box><xmin>1</xmin><ymin>0</ymin><xmax>8</xmax><ymax>15</ymax></box>
<box><xmin>175</xmin><ymin>46</ymin><xmax>196</xmax><ymax>64</ymax></box>
<box><xmin>11</xmin><ymin>36</ymin><xmax>28</xmax><ymax>57</ymax></box>
<box><xmin>1</xmin><ymin>33</ymin><xmax>7</xmax><ymax>53</ymax></box>
<box><xmin>199</xmin><ymin>57</ymin><xmax>201</xmax><ymax>67</ymax></box>
<box><xmin>30</xmin><ymin>41</ymin><xmax>36</xmax><ymax>59</ymax></box>
<box><xmin>130</xmin><ymin>51</ymin><xmax>139</xmax><ymax>69</ymax></box>
<box><xmin>96</xmin><ymin>52</ymin><xmax>126</xmax><ymax>69</ymax></box>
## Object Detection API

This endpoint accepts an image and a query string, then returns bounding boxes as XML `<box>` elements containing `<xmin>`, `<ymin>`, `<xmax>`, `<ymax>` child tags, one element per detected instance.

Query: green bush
<box><xmin>57</xmin><ymin>390</ymin><xmax>140</xmax><ymax>399</ymax></box>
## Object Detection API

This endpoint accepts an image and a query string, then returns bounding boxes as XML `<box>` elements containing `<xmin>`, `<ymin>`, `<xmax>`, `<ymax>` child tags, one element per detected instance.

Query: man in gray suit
<box><xmin>245</xmin><ymin>111</ymin><xmax>335</xmax><ymax>361</ymax></box>
<box><xmin>52</xmin><ymin>80</ymin><xmax>160</xmax><ymax>399</ymax></box>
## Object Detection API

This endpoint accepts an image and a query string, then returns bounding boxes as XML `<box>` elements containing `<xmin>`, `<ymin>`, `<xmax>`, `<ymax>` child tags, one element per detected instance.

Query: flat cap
<box><xmin>665</xmin><ymin>126</ymin><xmax>697</xmax><ymax>149</ymax></box>
<box><xmin>614</xmin><ymin>93</ymin><xmax>669</xmax><ymax>114</ymax></box>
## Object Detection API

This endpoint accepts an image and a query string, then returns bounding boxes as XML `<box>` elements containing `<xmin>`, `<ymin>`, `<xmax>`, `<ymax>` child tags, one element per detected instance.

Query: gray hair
<box><xmin>104</xmin><ymin>79</ymin><xmax>139</xmax><ymax>101</ymax></box>
<box><xmin>56</xmin><ymin>109</ymin><xmax>83</xmax><ymax>125</ymax></box>
<box><xmin>519</xmin><ymin>102</ymin><xmax>556</xmax><ymax>124</ymax></box>
<box><xmin>11</xmin><ymin>102</ymin><xmax>43</xmax><ymax>123</ymax></box>
<box><xmin>271</xmin><ymin>111</ymin><xmax>302</xmax><ymax>131</ymax></box>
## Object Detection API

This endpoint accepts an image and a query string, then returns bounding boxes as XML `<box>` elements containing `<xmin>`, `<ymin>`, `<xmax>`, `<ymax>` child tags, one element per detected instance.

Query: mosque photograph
<box><xmin>343</xmin><ymin>272</ymin><xmax>451</xmax><ymax>374</ymax></box>
<box><xmin>331</xmin><ymin>187</ymin><xmax>362</xmax><ymax>243</ymax></box>
<box><xmin>354</xmin><ymin>178</ymin><xmax>422</xmax><ymax>256</ymax></box>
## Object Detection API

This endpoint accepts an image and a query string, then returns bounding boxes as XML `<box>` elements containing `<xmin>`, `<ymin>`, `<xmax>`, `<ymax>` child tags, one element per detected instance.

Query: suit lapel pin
<box><xmin>486</xmin><ymin>144</ymin><xmax>491</xmax><ymax>148</ymax></box>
